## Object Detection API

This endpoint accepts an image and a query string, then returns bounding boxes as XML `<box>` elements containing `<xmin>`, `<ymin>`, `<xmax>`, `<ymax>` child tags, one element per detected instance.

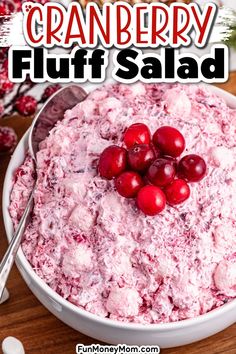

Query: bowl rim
<box><xmin>3</xmin><ymin>83</ymin><xmax>236</xmax><ymax>331</ymax></box>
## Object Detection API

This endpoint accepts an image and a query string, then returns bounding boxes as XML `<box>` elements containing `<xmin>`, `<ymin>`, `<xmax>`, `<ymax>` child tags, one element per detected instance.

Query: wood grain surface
<box><xmin>1</xmin><ymin>76</ymin><xmax>236</xmax><ymax>354</ymax></box>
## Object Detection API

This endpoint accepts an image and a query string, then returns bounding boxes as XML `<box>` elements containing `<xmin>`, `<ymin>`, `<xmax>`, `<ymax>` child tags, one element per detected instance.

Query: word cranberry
<box><xmin>124</xmin><ymin>123</ymin><xmax>151</xmax><ymax>149</ymax></box>
<box><xmin>178</xmin><ymin>154</ymin><xmax>206</xmax><ymax>182</ymax></box>
<box><xmin>99</xmin><ymin>145</ymin><xmax>127</xmax><ymax>180</ymax></box>
<box><xmin>147</xmin><ymin>158</ymin><xmax>176</xmax><ymax>187</ymax></box>
<box><xmin>164</xmin><ymin>179</ymin><xmax>190</xmax><ymax>205</ymax></box>
<box><xmin>128</xmin><ymin>144</ymin><xmax>155</xmax><ymax>173</ymax></box>
<box><xmin>137</xmin><ymin>185</ymin><xmax>166</xmax><ymax>216</ymax></box>
<box><xmin>15</xmin><ymin>95</ymin><xmax>37</xmax><ymax>116</ymax></box>
<box><xmin>115</xmin><ymin>171</ymin><xmax>143</xmax><ymax>198</ymax></box>
<box><xmin>153</xmin><ymin>126</ymin><xmax>185</xmax><ymax>157</ymax></box>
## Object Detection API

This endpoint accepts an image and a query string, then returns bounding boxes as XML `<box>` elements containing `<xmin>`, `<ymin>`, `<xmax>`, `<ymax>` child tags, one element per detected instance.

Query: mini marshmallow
<box><xmin>2</xmin><ymin>337</ymin><xmax>25</xmax><ymax>354</ymax></box>
<box><xmin>214</xmin><ymin>224</ymin><xmax>236</xmax><ymax>251</ymax></box>
<box><xmin>209</xmin><ymin>146</ymin><xmax>234</xmax><ymax>169</ymax></box>
<box><xmin>63</xmin><ymin>243</ymin><xmax>94</xmax><ymax>277</ymax></box>
<box><xmin>214</xmin><ymin>259</ymin><xmax>236</xmax><ymax>297</ymax></box>
<box><xmin>99</xmin><ymin>97</ymin><xmax>122</xmax><ymax>117</ymax></box>
<box><xmin>106</xmin><ymin>287</ymin><xmax>142</xmax><ymax>317</ymax></box>
<box><xmin>69</xmin><ymin>205</ymin><xmax>94</xmax><ymax>232</ymax></box>
<box><xmin>163</xmin><ymin>88</ymin><xmax>192</xmax><ymax>118</ymax></box>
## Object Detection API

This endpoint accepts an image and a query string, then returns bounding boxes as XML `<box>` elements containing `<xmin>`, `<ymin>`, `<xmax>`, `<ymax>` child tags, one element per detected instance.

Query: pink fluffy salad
<box><xmin>9</xmin><ymin>83</ymin><xmax>236</xmax><ymax>324</ymax></box>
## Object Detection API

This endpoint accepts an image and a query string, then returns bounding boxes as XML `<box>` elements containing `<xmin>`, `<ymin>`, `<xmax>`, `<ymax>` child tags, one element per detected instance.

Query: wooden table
<box><xmin>1</xmin><ymin>77</ymin><xmax>236</xmax><ymax>354</ymax></box>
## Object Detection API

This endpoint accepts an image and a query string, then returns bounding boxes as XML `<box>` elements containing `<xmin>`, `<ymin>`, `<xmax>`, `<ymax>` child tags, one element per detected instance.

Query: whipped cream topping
<box><xmin>9</xmin><ymin>83</ymin><xmax>236</xmax><ymax>324</ymax></box>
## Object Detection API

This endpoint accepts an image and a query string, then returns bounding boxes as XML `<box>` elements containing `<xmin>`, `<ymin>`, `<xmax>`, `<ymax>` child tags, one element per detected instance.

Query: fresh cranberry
<box><xmin>0</xmin><ymin>126</ymin><xmax>17</xmax><ymax>153</ymax></box>
<box><xmin>150</xmin><ymin>142</ymin><xmax>161</xmax><ymax>159</ymax></box>
<box><xmin>162</xmin><ymin>155</ymin><xmax>177</xmax><ymax>166</ymax></box>
<box><xmin>178</xmin><ymin>154</ymin><xmax>206</xmax><ymax>182</ymax></box>
<box><xmin>115</xmin><ymin>171</ymin><xmax>143</xmax><ymax>198</ymax></box>
<box><xmin>12</xmin><ymin>0</ymin><xmax>22</xmax><ymax>12</ymax></box>
<box><xmin>123</xmin><ymin>123</ymin><xmax>151</xmax><ymax>149</ymax></box>
<box><xmin>164</xmin><ymin>179</ymin><xmax>190</xmax><ymax>205</ymax></box>
<box><xmin>153</xmin><ymin>126</ymin><xmax>185</xmax><ymax>157</ymax></box>
<box><xmin>15</xmin><ymin>95</ymin><xmax>37</xmax><ymax>116</ymax></box>
<box><xmin>147</xmin><ymin>158</ymin><xmax>176</xmax><ymax>187</ymax></box>
<box><xmin>99</xmin><ymin>145</ymin><xmax>127</xmax><ymax>180</ymax></box>
<box><xmin>0</xmin><ymin>0</ymin><xmax>22</xmax><ymax>13</ymax></box>
<box><xmin>0</xmin><ymin>70</ymin><xmax>14</xmax><ymax>98</ymax></box>
<box><xmin>0</xmin><ymin>4</ymin><xmax>9</xmax><ymax>15</ymax></box>
<box><xmin>128</xmin><ymin>144</ymin><xmax>156</xmax><ymax>173</ymax></box>
<box><xmin>137</xmin><ymin>185</ymin><xmax>166</xmax><ymax>216</ymax></box>
<box><xmin>42</xmin><ymin>84</ymin><xmax>62</xmax><ymax>102</ymax></box>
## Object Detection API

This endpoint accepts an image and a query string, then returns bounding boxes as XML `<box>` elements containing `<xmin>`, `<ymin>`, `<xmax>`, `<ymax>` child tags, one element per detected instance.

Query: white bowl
<box><xmin>2</xmin><ymin>84</ymin><xmax>236</xmax><ymax>348</ymax></box>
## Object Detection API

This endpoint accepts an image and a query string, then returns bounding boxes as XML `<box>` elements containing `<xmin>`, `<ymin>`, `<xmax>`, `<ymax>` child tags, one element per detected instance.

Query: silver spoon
<box><xmin>0</xmin><ymin>85</ymin><xmax>87</xmax><ymax>300</ymax></box>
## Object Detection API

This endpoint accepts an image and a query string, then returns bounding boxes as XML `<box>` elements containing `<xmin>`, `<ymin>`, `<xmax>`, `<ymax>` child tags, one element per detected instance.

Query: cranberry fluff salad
<box><xmin>9</xmin><ymin>83</ymin><xmax>236</xmax><ymax>324</ymax></box>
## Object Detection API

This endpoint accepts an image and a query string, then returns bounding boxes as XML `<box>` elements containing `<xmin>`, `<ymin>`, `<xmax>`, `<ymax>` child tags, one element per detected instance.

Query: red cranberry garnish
<box><xmin>42</xmin><ymin>84</ymin><xmax>62</xmax><ymax>102</ymax></box>
<box><xmin>147</xmin><ymin>158</ymin><xmax>176</xmax><ymax>187</ymax></box>
<box><xmin>0</xmin><ymin>126</ymin><xmax>17</xmax><ymax>153</ymax></box>
<box><xmin>153</xmin><ymin>126</ymin><xmax>185</xmax><ymax>157</ymax></box>
<box><xmin>99</xmin><ymin>145</ymin><xmax>127</xmax><ymax>180</ymax></box>
<box><xmin>150</xmin><ymin>143</ymin><xmax>161</xmax><ymax>159</ymax></box>
<box><xmin>178</xmin><ymin>154</ymin><xmax>206</xmax><ymax>182</ymax></box>
<box><xmin>164</xmin><ymin>179</ymin><xmax>190</xmax><ymax>205</ymax></box>
<box><xmin>162</xmin><ymin>155</ymin><xmax>177</xmax><ymax>167</ymax></box>
<box><xmin>137</xmin><ymin>185</ymin><xmax>166</xmax><ymax>216</ymax></box>
<box><xmin>124</xmin><ymin>123</ymin><xmax>151</xmax><ymax>149</ymax></box>
<box><xmin>115</xmin><ymin>171</ymin><xmax>143</xmax><ymax>198</ymax></box>
<box><xmin>15</xmin><ymin>95</ymin><xmax>37</xmax><ymax>116</ymax></box>
<box><xmin>128</xmin><ymin>144</ymin><xmax>155</xmax><ymax>173</ymax></box>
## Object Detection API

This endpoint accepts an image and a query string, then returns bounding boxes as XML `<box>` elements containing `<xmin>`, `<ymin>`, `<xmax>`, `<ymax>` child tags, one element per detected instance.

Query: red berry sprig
<box><xmin>0</xmin><ymin>126</ymin><xmax>17</xmax><ymax>153</ymax></box>
<box><xmin>0</xmin><ymin>69</ymin><xmax>14</xmax><ymax>98</ymax></box>
<box><xmin>98</xmin><ymin>123</ymin><xmax>207</xmax><ymax>216</ymax></box>
<box><xmin>0</xmin><ymin>1</ymin><xmax>59</xmax><ymax>121</ymax></box>
<box><xmin>15</xmin><ymin>95</ymin><xmax>37</xmax><ymax>116</ymax></box>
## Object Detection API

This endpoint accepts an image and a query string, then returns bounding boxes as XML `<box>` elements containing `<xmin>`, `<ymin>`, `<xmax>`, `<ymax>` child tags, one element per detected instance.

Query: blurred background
<box><xmin>0</xmin><ymin>1</ymin><xmax>236</xmax><ymax>353</ymax></box>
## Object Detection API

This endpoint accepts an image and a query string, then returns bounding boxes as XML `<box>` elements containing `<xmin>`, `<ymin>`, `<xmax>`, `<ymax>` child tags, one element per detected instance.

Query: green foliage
<box><xmin>224</xmin><ymin>27</ymin><xmax>236</xmax><ymax>49</ymax></box>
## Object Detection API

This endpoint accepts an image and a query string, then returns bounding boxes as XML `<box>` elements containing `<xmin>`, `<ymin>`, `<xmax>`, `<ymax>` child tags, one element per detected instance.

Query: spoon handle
<box><xmin>0</xmin><ymin>188</ymin><xmax>35</xmax><ymax>300</ymax></box>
